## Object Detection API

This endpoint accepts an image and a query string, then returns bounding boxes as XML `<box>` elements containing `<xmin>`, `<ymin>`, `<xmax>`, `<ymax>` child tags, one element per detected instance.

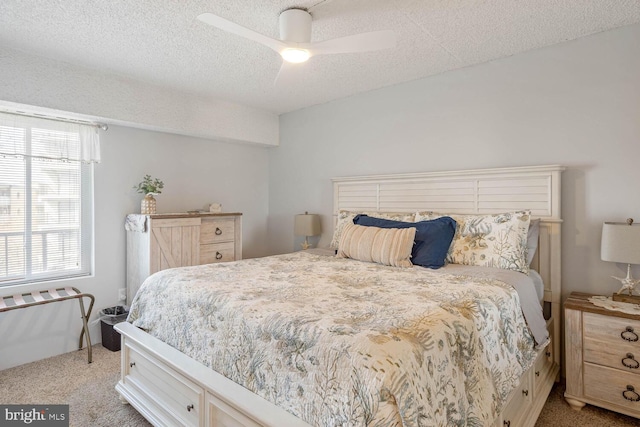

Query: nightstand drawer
<box><xmin>584</xmin><ymin>312</ymin><xmax>640</xmax><ymax>370</ymax></box>
<box><xmin>200</xmin><ymin>218</ymin><xmax>235</xmax><ymax>244</ymax></box>
<box><xmin>584</xmin><ymin>363</ymin><xmax>640</xmax><ymax>413</ymax></box>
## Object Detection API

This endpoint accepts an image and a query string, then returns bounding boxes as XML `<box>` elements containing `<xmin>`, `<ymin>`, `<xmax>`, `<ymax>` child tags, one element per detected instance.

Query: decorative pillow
<box><xmin>415</xmin><ymin>210</ymin><xmax>435</xmax><ymax>219</ymax></box>
<box><xmin>330</xmin><ymin>210</ymin><xmax>415</xmax><ymax>249</ymax></box>
<box><xmin>353</xmin><ymin>215</ymin><xmax>456</xmax><ymax>269</ymax></box>
<box><xmin>416</xmin><ymin>210</ymin><xmax>531</xmax><ymax>273</ymax></box>
<box><xmin>415</xmin><ymin>211</ymin><xmax>452</xmax><ymax>222</ymax></box>
<box><xmin>337</xmin><ymin>222</ymin><xmax>416</xmax><ymax>268</ymax></box>
<box><xmin>526</xmin><ymin>219</ymin><xmax>540</xmax><ymax>266</ymax></box>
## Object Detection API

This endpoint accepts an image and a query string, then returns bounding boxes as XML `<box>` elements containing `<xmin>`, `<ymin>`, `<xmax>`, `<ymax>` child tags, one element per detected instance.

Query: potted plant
<box><xmin>134</xmin><ymin>175</ymin><xmax>164</xmax><ymax>214</ymax></box>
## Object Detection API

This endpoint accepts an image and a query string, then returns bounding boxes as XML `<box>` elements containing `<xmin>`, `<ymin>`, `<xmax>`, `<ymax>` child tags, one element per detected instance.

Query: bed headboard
<box><xmin>332</xmin><ymin>165</ymin><xmax>564</xmax><ymax>364</ymax></box>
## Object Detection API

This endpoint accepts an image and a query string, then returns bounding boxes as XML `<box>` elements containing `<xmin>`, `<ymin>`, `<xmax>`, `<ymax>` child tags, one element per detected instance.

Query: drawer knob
<box><xmin>545</xmin><ymin>351</ymin><xmax>551</xmax><ymax>357</ymax></box>
<box><xmin>129</xmin><ymin>362</ymin><xmax>135</xmax><ymax>368</ymax></box>
<box><xmin>503</xmin><ymin>421</ymin><xmax>511</xmax><ymax>427</ymax></box>
<box><xmin>621</xmin><ymin>326</ymin><xmax>639</xmax><ymax>342</ymax></box>
<box><xmin>215</xmin><ymin>227</ymin><xmax>222</xmax><ymax>235</ymax></box>
<box><xmin>215</xmin><ymin>251</ymin><xmax>223</xmax><ymax>260</ymax></box>
<box><xmin>522</xmin><ymin>389</ymin><xmax>529</xmax><ymax>397</ymax></box>
<box><xmin>623</xmin><ymin>385</ymin><xmax>640</xmax><ymax>402</ymax></box>
<box><xmin>622</xmin><ymin>353</ymin><xmax>640</xmax><ymax>369</ymax></box>
<box><xmin>187</xmin><ymin>404</ymin><xmax>194</xmax><ymax>412</ymax></box>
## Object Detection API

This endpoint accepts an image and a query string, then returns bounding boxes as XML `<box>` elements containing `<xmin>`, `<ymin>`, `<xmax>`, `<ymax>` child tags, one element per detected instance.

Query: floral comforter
<box><xmin>128</xmin><ymin>252</ymin><xmax>539</xmax><ymax>427</ymax></box>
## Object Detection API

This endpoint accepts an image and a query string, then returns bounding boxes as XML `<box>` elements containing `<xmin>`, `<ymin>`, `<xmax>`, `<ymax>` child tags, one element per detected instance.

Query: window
<box><xmin>0</xmin><ymin>112</ymin><xmax>100</xmax><ymax>286</ymax></box>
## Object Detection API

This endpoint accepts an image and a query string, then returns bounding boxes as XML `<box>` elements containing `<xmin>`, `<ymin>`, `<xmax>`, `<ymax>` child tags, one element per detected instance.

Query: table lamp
<box><xmin>294</xmin><ymin>212</ymin><xmax>322</xmax><ymax>250</ymax></box>
<box><xmin>601</xmin><ymin>218</ymin><xmax>640</xmax><ymax>302</ymax></box>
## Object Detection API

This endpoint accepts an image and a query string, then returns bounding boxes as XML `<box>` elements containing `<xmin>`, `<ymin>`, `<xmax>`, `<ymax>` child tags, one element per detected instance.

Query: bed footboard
<box><xmin>114</xmin><ymin>322</ymin><xmax>310</xmax><ymax>427</ymax></box>
<box><xmin>115</xmin><ymin>319</ymin><xmax>557</xmax><ymax>427</ymax></box>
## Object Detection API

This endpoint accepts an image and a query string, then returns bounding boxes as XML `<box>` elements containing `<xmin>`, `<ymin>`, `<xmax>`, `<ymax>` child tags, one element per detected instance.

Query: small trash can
<box><xmin>99</xmin><ymin>305</ymin><xmax>129</xmax><ymax>352</ymax></box>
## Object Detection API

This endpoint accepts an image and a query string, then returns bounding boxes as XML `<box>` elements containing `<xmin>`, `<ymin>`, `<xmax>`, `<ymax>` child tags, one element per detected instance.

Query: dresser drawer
<box><xmin>584</xmin><ymin>363</ymin><xmax>640</xmax><ymax>413</ymax></box>
<box><xmin>584</xmin><ymin>312</ymin><xmax>640</xmax><ymax>370</ymax></box>
<box><xmin>501</xmin><ymin>371</ymin><xmax>532</xmax><ymax>427</ymax></box>
<box><xmin>125</xmin><ymin>343</ymin><xmax>203</xmax><ymax>426</ymax></box>
<box><xmin>201</xmin><ymin>218</ymin><xmax>235</xmax><ymax>244</ymax></box>
<box><xmin>207</xmin><ymin>392</ymin><xmax>261</xmax><ymax>427</ymax></box>
<box><xmin>533</xmin><ymin>340</ymin><xmax>554</xmax><ymax>392</ymax></box>
<box><xmin>200</xmin><ymin>241</ymin><xmax>236</xmax><ymax>264</ymax></box>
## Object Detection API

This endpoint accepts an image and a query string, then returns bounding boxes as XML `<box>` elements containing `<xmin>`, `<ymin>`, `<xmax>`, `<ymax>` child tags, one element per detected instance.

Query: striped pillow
<box><xmin>330</xmin><ymin>210</ymin><xmax>416</xmax><ymax>249</ymax></box>
<box><xmin>337</xmin><ymin>222</ymin><xmax>416</xmax><ymax>268</ymax></box>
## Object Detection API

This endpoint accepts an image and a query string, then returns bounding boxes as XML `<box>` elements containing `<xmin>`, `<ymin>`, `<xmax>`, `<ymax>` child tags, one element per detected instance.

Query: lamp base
<box><xmin>612</xmin><ymin>293</ymin><xmax>640</xmax><ymax>305</ymax></box>
<box><xmin>300</xmin><ymin>237</ymin><xmax>311</xmax><ymax>250</ymax></box>
<box><xmin>611</xmin><ymin>263</ymin><xmax>640</xmax><ymax>297</ymax></box>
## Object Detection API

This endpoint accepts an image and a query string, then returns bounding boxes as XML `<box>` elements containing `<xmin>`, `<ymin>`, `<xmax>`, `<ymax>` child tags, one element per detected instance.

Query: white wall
<box><xmin>0</xmin><ymin>125</ymin><xmax>269</xmax><ymax>370</ymax></box>
<box><xmin>269</xmin><ymin>24</ymin><xmax>640</xmax><ymax>303</ymax></box>
<box><xmin>1</xmin><ymin>21</ymin><xmax>639</xmax><ymax>371</ymax></box>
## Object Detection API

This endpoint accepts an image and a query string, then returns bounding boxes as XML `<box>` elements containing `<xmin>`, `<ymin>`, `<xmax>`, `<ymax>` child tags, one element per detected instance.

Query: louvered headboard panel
<box><xmin>333</xmin><ymin>165</ymin><xmax>563</xmax><ymax>218</ymax></box>
<box><xmin>332</xmin><ymin>165</ymin><xmax>565</xmax><ymax>368</ymax></box>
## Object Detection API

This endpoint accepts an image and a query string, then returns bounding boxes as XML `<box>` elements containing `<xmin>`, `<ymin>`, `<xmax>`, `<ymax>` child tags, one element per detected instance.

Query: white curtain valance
<box><xmin>0</xmin><ymin>111</ymin><xmax>101</xmax><ymax>163</ymax></box>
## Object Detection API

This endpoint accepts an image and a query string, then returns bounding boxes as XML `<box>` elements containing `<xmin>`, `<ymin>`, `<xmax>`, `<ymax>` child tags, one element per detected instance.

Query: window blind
<box><xmin>0</xmin><ymin>112</ymin><xmax>99</xmax><ymax>286</ymax></box>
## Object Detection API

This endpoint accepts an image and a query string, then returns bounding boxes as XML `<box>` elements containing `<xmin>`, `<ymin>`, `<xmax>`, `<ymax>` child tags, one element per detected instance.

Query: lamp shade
<box><xmin>601</xmin><ymin>221</ymin><xmax>640</xmax><ymax>265</ymax></box>
<box><xmin>294</xmin><ymin>213</ymin><xmax>321</xmax><ymax>237</ymax></box>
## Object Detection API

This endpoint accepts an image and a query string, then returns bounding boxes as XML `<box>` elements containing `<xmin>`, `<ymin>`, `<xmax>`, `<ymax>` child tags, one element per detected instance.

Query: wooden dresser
<box><xmin>565</xmin><ymin>292</ymin><xmax>640</xmax><ymax>418</ymax></box>
<box><xmin>126</xmin><ymin>212</ymin><xmax>242</xmax><ymax>304</ymax></box>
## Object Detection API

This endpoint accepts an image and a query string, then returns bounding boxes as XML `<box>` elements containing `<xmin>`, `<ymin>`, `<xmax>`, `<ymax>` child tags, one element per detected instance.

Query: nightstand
<box><xmin>564</xmin><ymin>292</ymin><xmax>640</xmax><ymax>418</ymax></box>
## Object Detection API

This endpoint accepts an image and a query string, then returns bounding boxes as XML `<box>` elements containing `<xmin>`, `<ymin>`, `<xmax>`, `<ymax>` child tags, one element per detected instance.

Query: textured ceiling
<box><xmin>1</xmin><ymin>0</ymin><xmax>639</xmax><ymax>115</ymax></box>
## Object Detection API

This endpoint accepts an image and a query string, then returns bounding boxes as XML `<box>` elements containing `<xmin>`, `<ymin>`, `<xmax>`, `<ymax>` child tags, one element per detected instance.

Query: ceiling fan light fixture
<box><xmin>281</xmin><ymin>48</ymin><xmax>310</xmax><ymax>63</ymax></box>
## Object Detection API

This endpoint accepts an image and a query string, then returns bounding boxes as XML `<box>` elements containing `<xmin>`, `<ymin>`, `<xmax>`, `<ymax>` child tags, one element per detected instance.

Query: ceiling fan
<box><xmin>197</xmin><ymin>8</ymin><xmax>396</xmax><ymax>83</ymax></box>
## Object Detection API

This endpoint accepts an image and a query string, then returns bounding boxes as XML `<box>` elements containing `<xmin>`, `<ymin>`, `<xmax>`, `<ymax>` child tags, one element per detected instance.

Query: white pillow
<box><xmin>330</xmin><ymin>210</ymin><xmax>415</xmax><ymax>249</ymax></box>
<box><xmin>416</xmin><ymin>211</ymin><xmax>531</xmax><ymax>273</ymax></box>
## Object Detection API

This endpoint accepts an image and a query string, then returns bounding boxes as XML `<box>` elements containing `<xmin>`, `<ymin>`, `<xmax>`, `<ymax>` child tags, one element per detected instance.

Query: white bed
<box><xmin>115</xmin><ymin>164</ymin><xmax>563</xmax><ymax>427</ymax></box>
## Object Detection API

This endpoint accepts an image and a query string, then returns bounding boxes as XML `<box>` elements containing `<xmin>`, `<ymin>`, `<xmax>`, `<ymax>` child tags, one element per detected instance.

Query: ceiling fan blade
<box><xmin>197</xmin><ymin>13</ymin><xmax>286</xmax><ymax>53</ymax></box>
<box><xmin>273</xmin><ymin>60</ymin><xmax>300</xmax><ymax>87</ymax></box>
<box><xmin>310</xmin><ymin>30</ymin><xmax>396</xmax><ymax>55</ymax></box>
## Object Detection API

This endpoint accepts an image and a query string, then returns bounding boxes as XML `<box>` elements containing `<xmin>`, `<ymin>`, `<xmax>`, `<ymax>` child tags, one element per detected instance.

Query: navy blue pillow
<box><xmin>353</xmin><ymin>215</ymin><xmax>456</xmax><ymax>269</ymax></box>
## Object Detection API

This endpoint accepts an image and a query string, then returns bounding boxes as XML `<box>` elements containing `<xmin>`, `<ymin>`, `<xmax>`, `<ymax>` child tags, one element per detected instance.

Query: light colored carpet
<box><xmin>0</xmin><ymin>346</ymin><xmax>150</xmax><ymax>427</ymax></box>
<box><xmin>0</xmin><ymin>346</ymin><xmax>637</xmax><ymax>426</ymax></box>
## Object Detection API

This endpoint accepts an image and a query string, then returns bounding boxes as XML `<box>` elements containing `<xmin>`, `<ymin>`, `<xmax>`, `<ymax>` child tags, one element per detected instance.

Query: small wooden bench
<box><xmin>0</xmin><ymin>287</ymin><xmax>95</xmax><ymax>363</ymax></box>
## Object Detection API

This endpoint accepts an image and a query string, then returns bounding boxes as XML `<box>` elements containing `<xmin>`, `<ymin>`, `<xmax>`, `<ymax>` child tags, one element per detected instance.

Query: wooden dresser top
<box><xmin>565</xmin><ymin>292</ymin><xmax>640</xmax><ymax>321</ymax></box>
<box><xmin>141</xmin><ymin>212</ymin><xmax>242</xmax><ymax>219</ymax></box>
